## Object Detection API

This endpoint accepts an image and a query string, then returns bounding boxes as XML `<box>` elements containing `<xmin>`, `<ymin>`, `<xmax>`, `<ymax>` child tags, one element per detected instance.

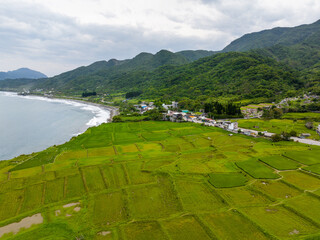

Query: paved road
<box><xmin>290</xmin><ymin>137</ymin><xmax>320</xmax><ymax>146</ymax></box>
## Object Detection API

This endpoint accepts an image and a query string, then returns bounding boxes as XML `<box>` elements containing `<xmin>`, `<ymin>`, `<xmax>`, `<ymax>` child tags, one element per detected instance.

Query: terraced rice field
<box><xmin>0</xmin><ymin>121</ymin><xmax>319</xmax><ymax>239</ymax></box>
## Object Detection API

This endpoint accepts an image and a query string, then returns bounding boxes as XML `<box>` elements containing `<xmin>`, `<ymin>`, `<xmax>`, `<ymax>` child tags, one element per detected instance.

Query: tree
<box><xmin>271</xmin><ymin>134</ymin><xmax>282</xmax><ymax>142</ymax></box>
<box><xmin>112</xmin><ymin>116</ymin><xmax>122</xmax><ymax>122</ymax></box>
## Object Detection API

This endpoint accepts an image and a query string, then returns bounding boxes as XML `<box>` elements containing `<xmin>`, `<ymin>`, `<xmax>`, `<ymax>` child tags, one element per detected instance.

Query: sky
<box><xmin>1</xmin><ymin>0</ymin><xmax>320</xmax><ymax>77</ymax></box>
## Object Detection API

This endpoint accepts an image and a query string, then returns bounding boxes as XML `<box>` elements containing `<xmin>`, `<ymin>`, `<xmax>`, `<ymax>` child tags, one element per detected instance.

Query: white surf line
<box><xmin>1</xmin><ymin>91</ymin><xmax>110</xmax><ymax>129</ymax></box>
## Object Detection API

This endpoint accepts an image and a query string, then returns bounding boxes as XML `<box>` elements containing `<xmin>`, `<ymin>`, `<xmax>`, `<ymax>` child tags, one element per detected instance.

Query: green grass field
<box><xmin>238</xmin><ymin>118</ymin><xmax>320</xmax><ymax>140</ymax></box>
<box><xmin>259</xmin><ymin>155</ymin><xmax>301</xmax><ymax>170</ymax></box>
<box><xmin>0</xmin><ymin>121</ymin><xmax>319</xmax><ymax>239</ymax></box>
<box><xmin>236</xmin><ymin>159</ymin><xmax>280</xmax><ymax>179</ymax></box>
<box><xmin>208</xmin><ymin>172</ymin><xmax>248</xmax><ymax>188</ymax></box>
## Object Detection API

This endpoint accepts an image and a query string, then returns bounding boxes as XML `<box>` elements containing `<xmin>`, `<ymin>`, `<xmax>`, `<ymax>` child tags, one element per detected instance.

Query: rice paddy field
<box><xmin>0</xmin><ymin>121</ymin><xmax>320</xmax><ymax>239</ymax></box>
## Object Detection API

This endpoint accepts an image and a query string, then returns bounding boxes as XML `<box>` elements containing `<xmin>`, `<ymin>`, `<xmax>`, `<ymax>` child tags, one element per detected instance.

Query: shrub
<box><xmin>305</xmin><ymin>122</ymin><xmax>313</xmax><ymax>129</ymax></box>
<box><xmin>271</xmin><ymin>134</ymin><xmax>282</xmax><ymax>142</ymax></box>
<box><xmin>112</xmin><ymin>115</ymin><xmax>123</xmax><ymax>122</ymax></box>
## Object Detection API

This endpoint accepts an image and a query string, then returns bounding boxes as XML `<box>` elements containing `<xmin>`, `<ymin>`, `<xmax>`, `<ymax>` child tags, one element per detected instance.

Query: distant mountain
<box><xmin>223</xmin><ymin>19</ymin><xmax>320</xmax><ymax>52</ymax></box>
<box><xmin>0</xmin><ymin>68</ymin><xmax>47</xmax><ymax>80</ymax></box>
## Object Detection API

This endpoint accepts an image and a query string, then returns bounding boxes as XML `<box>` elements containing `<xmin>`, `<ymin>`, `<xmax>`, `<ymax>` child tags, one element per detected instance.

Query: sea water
<box><xmin>0</xmin><ymin>92</ymin><xmax>110</xmax><ymax>160</ymax></box>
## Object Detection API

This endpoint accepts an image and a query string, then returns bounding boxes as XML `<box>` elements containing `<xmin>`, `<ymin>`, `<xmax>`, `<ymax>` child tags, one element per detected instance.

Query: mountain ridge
<box><xmin>0</xmin><ymin>68</ymin><xmax>47</xmax><ymax>80</ymax></box>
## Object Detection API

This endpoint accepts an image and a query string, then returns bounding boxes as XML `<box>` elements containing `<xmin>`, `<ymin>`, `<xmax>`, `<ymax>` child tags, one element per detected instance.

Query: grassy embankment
<box><xmin>0</xmin><ymin>121</ymin><xmax>320</xmax><ymax>239</ymax></box>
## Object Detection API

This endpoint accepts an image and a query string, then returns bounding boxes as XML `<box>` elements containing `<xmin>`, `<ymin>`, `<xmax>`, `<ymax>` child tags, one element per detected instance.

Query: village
<box><xmin>131</xmin><ymin>100</ymin><xmax>320</xmax><ymax>145</ymax></box>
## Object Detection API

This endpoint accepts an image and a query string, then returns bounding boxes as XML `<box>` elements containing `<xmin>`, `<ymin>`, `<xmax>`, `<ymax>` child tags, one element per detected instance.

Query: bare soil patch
<box><xmin>0</xmin><ymin>213</ymin><xmax>43</xmax><ymax>238</ymax></box>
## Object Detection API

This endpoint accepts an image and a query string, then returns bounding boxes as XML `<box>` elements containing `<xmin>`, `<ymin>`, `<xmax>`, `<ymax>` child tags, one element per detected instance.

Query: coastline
<box><xmin>0</xmin><ymin>91</ymin><xmax>119</xmax><ymax>160</ymax></box>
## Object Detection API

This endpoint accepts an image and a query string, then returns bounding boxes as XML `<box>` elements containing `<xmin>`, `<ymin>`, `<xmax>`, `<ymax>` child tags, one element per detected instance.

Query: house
<box><xmin>228</xmin><ymin>122</ymin><xmax>238</xmax><ymax>131</ymax></box>
<box><xmin>162</xmin><ymin>101</ymin><xmax>179</xmax><ymax>110</ymax></box>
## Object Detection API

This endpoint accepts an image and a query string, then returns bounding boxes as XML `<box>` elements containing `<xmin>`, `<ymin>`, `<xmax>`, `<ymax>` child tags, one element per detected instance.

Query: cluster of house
<box><xmin>164</xmin><ymin>110</ymin><xmax>243</xmax><ymax>132</ymax></box>
<box><xmin>133</xmin><ymin>102</ymin><xmax>156</xmax><ymax>113</ymax></box>
<box><xmin>133</xmin><ymin>101</ymin><xmax>179</xmax><ymax>113</ymax></box>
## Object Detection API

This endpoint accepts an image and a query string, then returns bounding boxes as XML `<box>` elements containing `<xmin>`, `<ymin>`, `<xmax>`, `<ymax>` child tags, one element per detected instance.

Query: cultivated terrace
<box><xmin>0</xmin><ymin>121</ymin><xmax>320</xmax><ymax>239</ymax></box>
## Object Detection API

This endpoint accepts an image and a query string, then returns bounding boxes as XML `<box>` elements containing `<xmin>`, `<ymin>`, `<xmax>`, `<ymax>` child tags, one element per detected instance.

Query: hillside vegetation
<box><xmin>3</xmin><ymin>52</ymin><xmax>300</xmax><ymax>101</ymax></box>
<box><xmin>0</xmin><ymin>121</ymin><xmax>320</xmax><ymax>239</ymax></box>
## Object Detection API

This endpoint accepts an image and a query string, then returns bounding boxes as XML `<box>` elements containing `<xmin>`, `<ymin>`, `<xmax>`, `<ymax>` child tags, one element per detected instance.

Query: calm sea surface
<box><xmin>0</xmin><ymin>92</ymin><xmax>110</xmax><ymax>160</ymax></box>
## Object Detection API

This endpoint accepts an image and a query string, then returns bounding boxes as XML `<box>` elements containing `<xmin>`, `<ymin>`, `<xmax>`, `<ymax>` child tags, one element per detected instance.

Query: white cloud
<box><xmin>0</xmin><ymin>0</ymin><xmax>319</xmax><ymax>76</ymax></box>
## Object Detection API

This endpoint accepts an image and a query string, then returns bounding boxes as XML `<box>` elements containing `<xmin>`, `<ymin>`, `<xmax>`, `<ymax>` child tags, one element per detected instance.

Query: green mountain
<box><xmin>223</xmin><ymin>19</ymin><xmax>320</xmax><ymax>52</ymax></box>
<box><xmin>222</xmin><ymin>19</ymin><xmax>320</xmax><ymax>94</ymax></box>
<box><xmin>32</xmin><ymin>52</ymin><xmax>299</xmax><ymax>100</ymax></box>
<box><xmin>29</xmin><ymin>50</ymin><xmax>214</xmax><ymax>93</ymax></box>
<box><xmin>0</xmin><ymin>68</ymin><xmax>47</xmax><ymax>80</ymax></box>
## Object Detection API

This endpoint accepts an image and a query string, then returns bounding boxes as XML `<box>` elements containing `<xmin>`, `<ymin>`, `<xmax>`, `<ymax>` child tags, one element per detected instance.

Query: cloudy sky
<box><xmin>1</xmin><ymin>0</ymin><xmax>320</xmax><ymax>76</ymax></box>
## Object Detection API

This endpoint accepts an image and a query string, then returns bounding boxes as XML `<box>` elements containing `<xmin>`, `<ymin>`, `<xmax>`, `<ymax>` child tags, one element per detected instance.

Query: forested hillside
<box><xmin>29</xmin><ymin>52</ymin><xmax>300</xmax><ymax>100</ymax></box>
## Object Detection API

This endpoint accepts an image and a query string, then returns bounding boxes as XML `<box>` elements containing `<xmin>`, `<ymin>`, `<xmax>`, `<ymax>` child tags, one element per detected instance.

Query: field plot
<box><xmin>92</xmin><ymin>191</ymin><xmax>127</xmax><ymax>226</ymax></box>
<box><xmin>162</xmin><ymin>215</ymin><xmax>211</xmax><ymax>240</ymax></box>
<box><xmin>208</xmin><ymin>172</ymin><xmax>248</xmax><ymax>188</ymax></box>
<box><xmin>217</xmin><ymin>187</ymin><xmax>271</xmax><ymax>207</ymax></box>
<box><xmin>163</xmin><ymin>144</ymin><xmax>181</xmax><ymax>153</ymax></box>
<box><xmin>141</xmin><ymin>131</ymin><xmax>170</xmax><ymax>141</ymax></box>
<box><xmin>65</xmin><ymin>174</ymin><xmax>86</xmax><ymax>198</ymax></box>
<box><xmin>136</xmin><ymin>142</ymin><xmax>162</xmax><ymax>152</ymax></box>
<box><xmin>184</xmin><ymin>135</ymin><xmax>211</xmax><ymax>148</ymax></box>
<box><xmin>125</xmin><ymin>162</ymin><xmax>154</xmax><ymax>185</ymax></box>
<box><xmin>123</xmin><ymin>221</ymin><xmax>167</xmax><ymax>240</ymax></box>
<box><xmin>201</xmin><ymin>210</ymin><xmax>269</xmax><ymax>240</ymax></box>
<box><xmin>280</xmin><ymin>171</ymin><xmax>320</xmax><ymax>190</ymax></box>
<box><xmin>20</xmin><ymin>183</ymin><xmax>43</xmax><ymax>213</ymax></box>
<box><xmin>241</xmin><ymin>206</ymin><xmax>319</xmax><ymax>238</ymax></box>
<box><xmin>170</xmin><ymin>126</ymin><xmax>204</xmax><ymax>137</ymax></box>
<box><xmin>285</xmin><ymin>194</ymin><xmax>320</xmax><ymax>225</ymax></box>
<box><xmin>10</xmin><ymin>147</ymin><xmax>59</xmax><ymax>171</ymax></box>
<box><xmin>283</xmin><ymin>150</ymin><xmax>320</xmax><ymax>165</ymax></box>
<box><xmin>9</xmin><ymin>166</ymin><xmax>43</xmax><ymax>180</ymax></box>
<box><xmin>143</xmin><ymin>158</ymin><xmax>176</xmax><ymax>171</ymax></box>
<box><xmin>82</xmin><ymin>167</ymin><xmax>106</xmax><ymax>192</ymax></box>
<box><xmin>128</xmin><ymin>178</ymin><xmax>181</xmax><ymax>219</ymax></box>
<box><xmin>116</xmin><ymin>144</ymin><xmax>139</xmax><ymax>154</ymax></box>
<box><xmin>304</xmin><ymin>164</ymin><xmax>320</xmax><ymax>175</ymax></box>
<box><xmin>83</xmin><ymin>133</ymin><xmax>113</xmax><ymax>148</ymax></box>
<box><xmin>88</xmin><ymin>147</ymin><xmax>115</xmax><ymax>157</ymax></box>
<box><xmin>259</xmin><ymin>155</ymin><xmax>300</xmax><ymax>170</ymax></box>
<box><xmin>114</xmin><ymin>133</ymin><xmax>142</xmax><ymax>145</ymax></box>
<box><xmin>56</xmin><ymin>149</ymin><xmax>87</xmax><ymax>161</ymax></box>
<box><xmin>0</xmin><ymin>178</ymin><xmax>25</xmax><ymax>194</ymax></box>
<box><xmin>173</xmin><ymin>158</ymin><xmax>212</xmax><ymax>174</ymax></box>
<box><xmin>111</xmin><ymin>164</ymin><xmax>128</xmax><ymax>188</ymax></box>
<box><xmin>252</xmin><ymin>180</ymin><xmax>301</xmax><ymax>199</ymax></box>
<box><xmin>100</xmin><ymin>165</ymin><xmax>117</xmax><ymax>189</ymax></box>
<box><xmin>44</xmin><ymin>178</ymin><xmax>64</xmax><ymax>204</ymax></box>
<box><xmin>175</xmin><ymin>179</ymin><xmax>226</xmax><ymax>212</ymax></box>
<box><xmin>0</xmin><ymin>190</ymin><xmax>24</xmax><ymax>221</ymax></box>
<box><xmin>236</xmin><ymin>159</ymin><xmax>280</xmax><ymax>179</ymax></box>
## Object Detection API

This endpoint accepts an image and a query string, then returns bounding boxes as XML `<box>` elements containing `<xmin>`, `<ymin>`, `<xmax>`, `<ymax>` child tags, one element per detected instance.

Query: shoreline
<box><xmin>0</xmin><ymin>92</ymin><xmax>119</xmax><ymax>160</ymax></box>
<box><xmin>1</xmin><ymin>91</ymin><xmax>119</xmax><ymax>123</ymax></box>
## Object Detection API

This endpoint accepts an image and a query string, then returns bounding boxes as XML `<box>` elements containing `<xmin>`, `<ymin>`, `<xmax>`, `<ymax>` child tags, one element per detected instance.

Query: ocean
<box><xmin>0</xmin><ymin>92</ymin><xmax>110</xmax><ymax>160</ymax></box>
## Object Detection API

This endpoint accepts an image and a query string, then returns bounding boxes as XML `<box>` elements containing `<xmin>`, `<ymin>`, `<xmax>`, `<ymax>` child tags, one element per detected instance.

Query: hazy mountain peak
<box><xmin>0</xmin><ymin>68</ymin><xmax>47</xmax><ymax>80</ymax></box>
